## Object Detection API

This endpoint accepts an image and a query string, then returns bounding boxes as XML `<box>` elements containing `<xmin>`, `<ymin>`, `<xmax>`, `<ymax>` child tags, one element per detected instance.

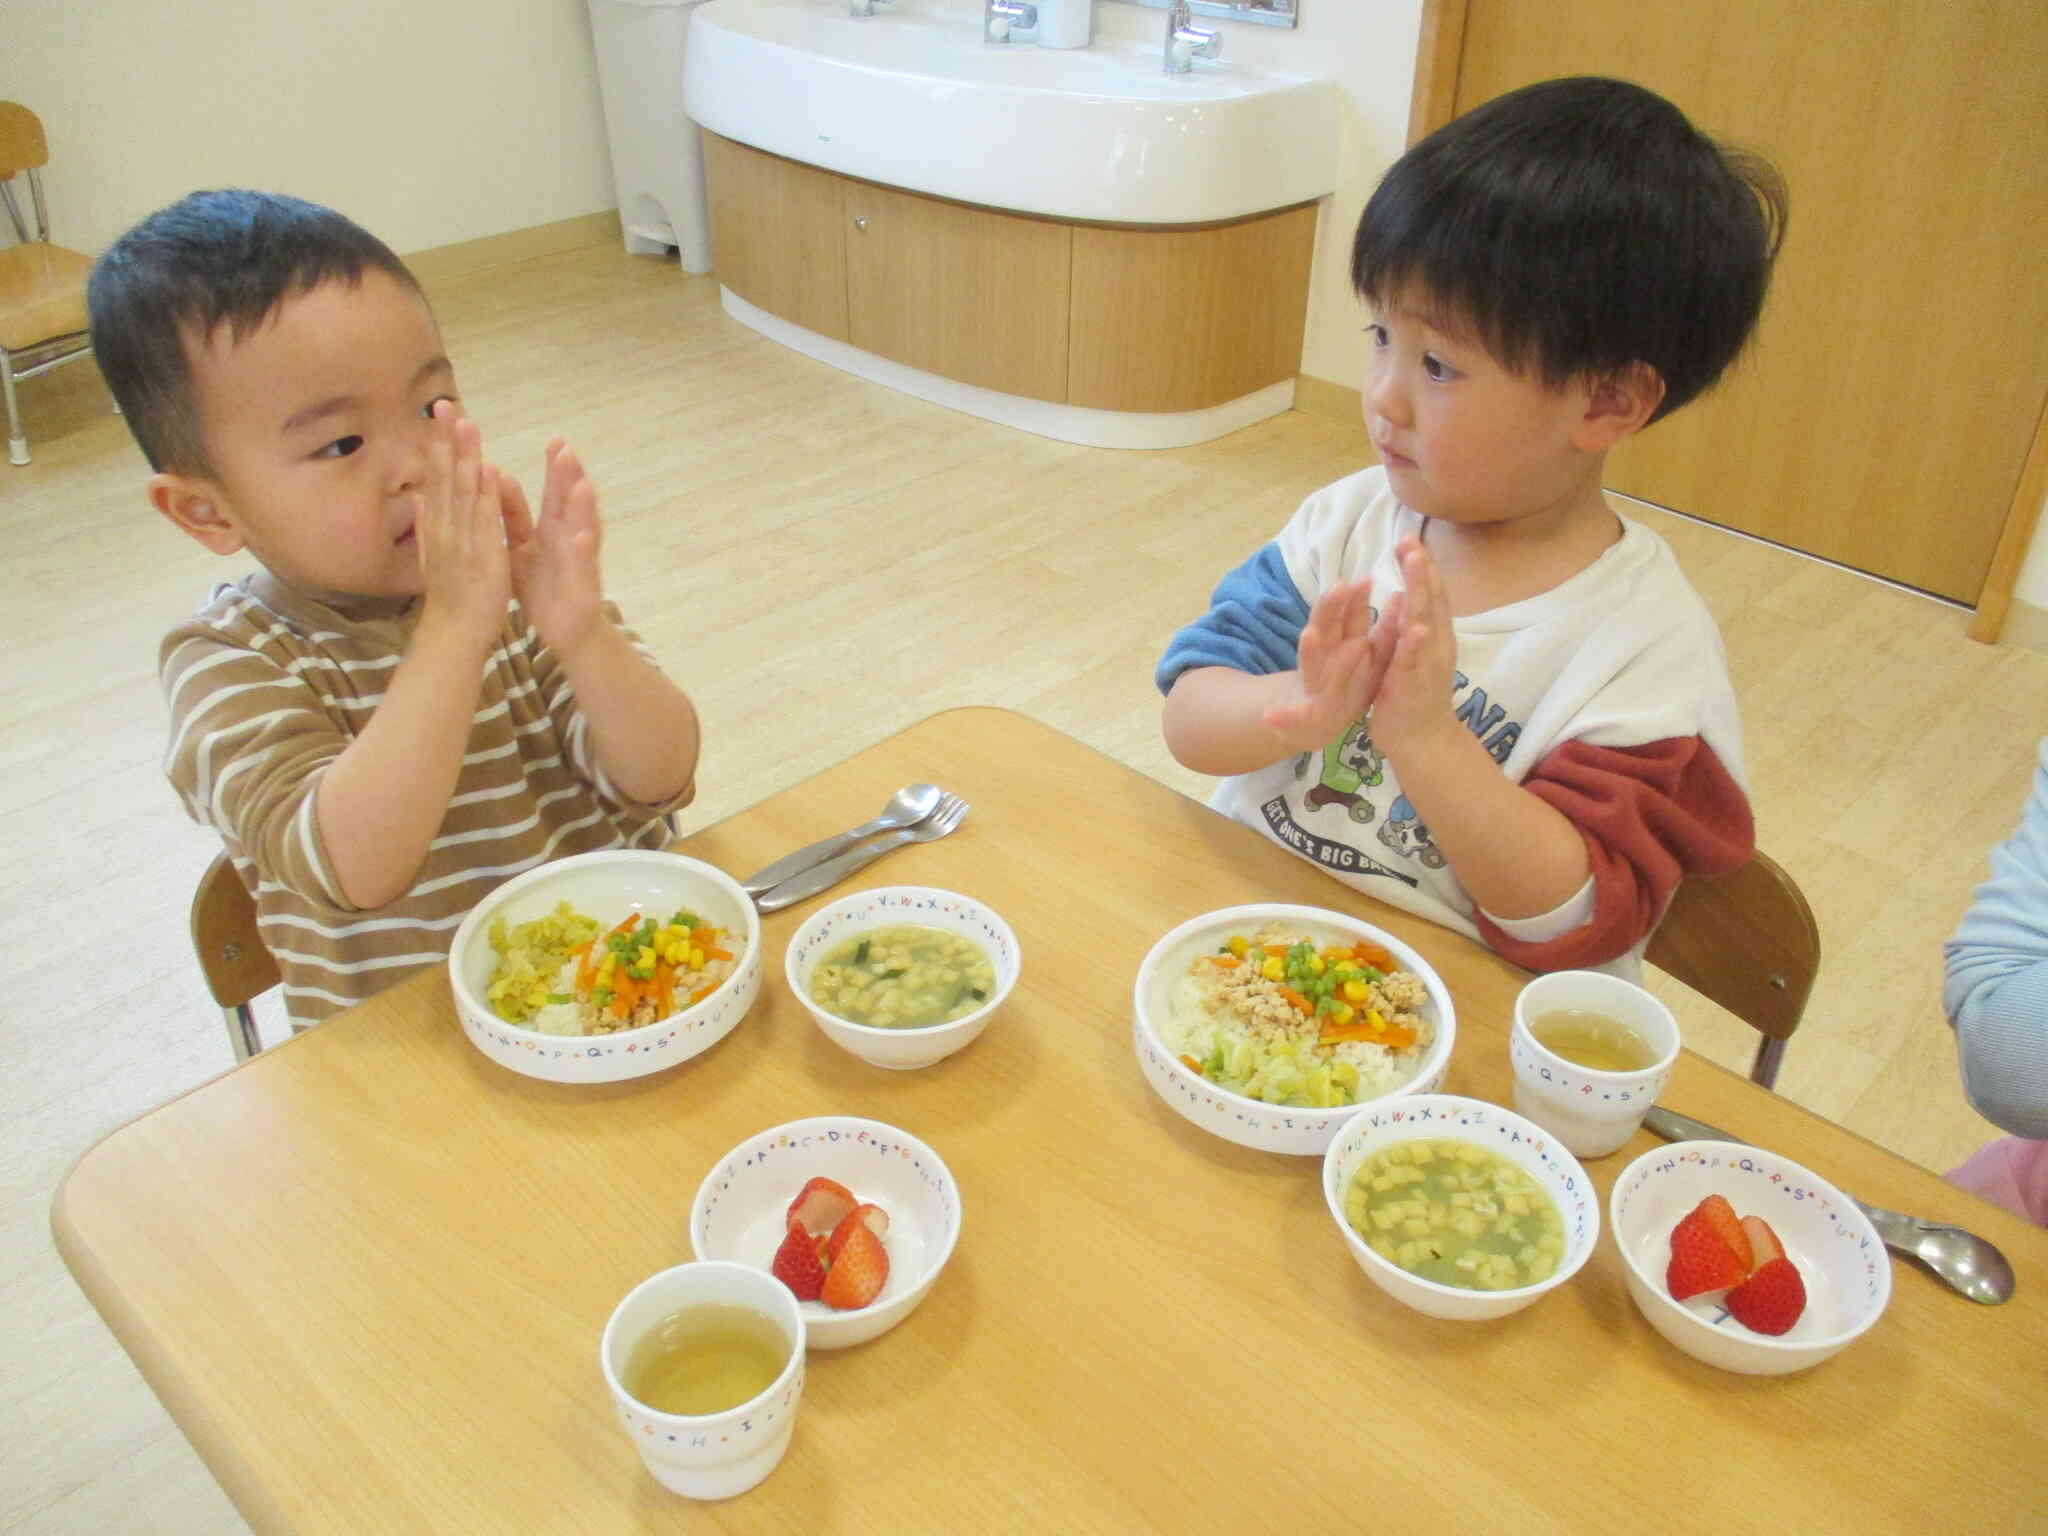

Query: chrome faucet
<box><xmin>986</xmin><ymin>0</ymin><xmax>1038</xmax><ymax>42</ymax></box>
<box><xmin>1164</xmin><ymin>0</ymin><xmax>1221</xmax><ymax>72</ymax></box>
<box><xmin>849</xmin><ymin>0</ymin><xmax>894</xmax><ymax>15</ymax></box>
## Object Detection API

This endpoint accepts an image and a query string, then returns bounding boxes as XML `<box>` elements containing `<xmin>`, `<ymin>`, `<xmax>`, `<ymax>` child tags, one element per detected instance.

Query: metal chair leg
<box><xmin>225</xmin><ymin>1002</ymin><xmax>262</xmax><ymax>1063</ymax></box>
<box><xmin>2</xmin><ymin>347</ymin><xmax>28</xmax><ymax>466</ymax></box>
<box><xmin>1749</xmin><ymin>1035</ymin><xmax>1787</xmax><ymax>1091</ymax></box>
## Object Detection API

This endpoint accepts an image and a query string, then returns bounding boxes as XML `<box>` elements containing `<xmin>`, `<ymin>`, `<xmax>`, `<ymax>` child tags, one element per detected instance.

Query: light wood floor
<box><xmin>3</xmin><ymin>243</ymin><xmax>2041</xmax><ymax>1532</ymax></box>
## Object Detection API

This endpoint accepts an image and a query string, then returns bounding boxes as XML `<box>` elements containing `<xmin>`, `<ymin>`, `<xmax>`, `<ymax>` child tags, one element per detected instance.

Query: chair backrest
<box><xmin>0</xmin><ymin>102</ymin><xmax>54</xmax><ymax>245</ymax></box>
<box><xmin>0</xmin><ymin>103</ymin><xmax>50</xmax><ymax>178</ymax></box>
<box><xmin>191</xmin><ymin>852</ymin><xmax>281</xmax><ymax>1011</ymax></box>
<box><xmin>1644</xmin><ymin>849</ymin><xmax>1818</xmax><ymax>1045</ymax></box>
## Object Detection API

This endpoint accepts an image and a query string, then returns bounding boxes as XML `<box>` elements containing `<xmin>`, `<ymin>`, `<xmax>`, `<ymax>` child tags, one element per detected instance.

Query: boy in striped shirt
<box><xmin>90</xmin><ymin>190</ymin><xmax>702</xmax><ymax>1028</ymax></box>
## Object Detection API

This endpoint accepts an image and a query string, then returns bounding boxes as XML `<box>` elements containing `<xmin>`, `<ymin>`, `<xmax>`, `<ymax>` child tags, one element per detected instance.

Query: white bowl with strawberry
<box><xmin>688</xmin><ymin>1116</ymin><xmax>962</xmax><ymax>1350</ymax></box>
<box><xmin>1609</xmin><ymin>1140</ymin><xmax>1891</xmax><ymax>1375</ymax></box>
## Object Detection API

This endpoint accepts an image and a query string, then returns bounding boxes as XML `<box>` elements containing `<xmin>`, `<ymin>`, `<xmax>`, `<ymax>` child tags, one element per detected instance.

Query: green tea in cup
<box><xmin>624</xmin><ymin>1303</ymin><xmax>790</xmax><ymax>1417</ymax></box>
<box><xmin>1530</xmin><ymin>1008</ymin><xmax>1656</xmax><ymax>1073</ymax></box>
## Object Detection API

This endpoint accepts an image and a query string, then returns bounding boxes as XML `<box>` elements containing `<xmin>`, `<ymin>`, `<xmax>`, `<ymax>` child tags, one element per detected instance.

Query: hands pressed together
<box><xmin>413</xmin><ymin>400</ymin><xmax>605</xmax><ymax>660</ymax></box>
<box><xmin>1263</xmin><ymin>537</ymin><xmax>1459</xmax><ymax>758</ymax></box>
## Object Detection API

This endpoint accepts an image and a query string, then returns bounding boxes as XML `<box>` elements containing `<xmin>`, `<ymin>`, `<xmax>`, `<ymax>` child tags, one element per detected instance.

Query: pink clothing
<box><xmin>1946</xmin><ymin>1137</ymin><xmax>2048</xmax><ymax>1227</ymax></box>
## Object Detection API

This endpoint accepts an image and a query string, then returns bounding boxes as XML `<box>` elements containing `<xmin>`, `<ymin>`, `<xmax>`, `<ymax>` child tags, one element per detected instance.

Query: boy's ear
<box><xmin>1575</xmin><ymin>364</ymin><xmax>1666</xmax><ymax>451</ymax></box>
<box><xmin>149</xmin><ymin>472</ymin><xmax>245</xmax><ymax>555</ymax></box>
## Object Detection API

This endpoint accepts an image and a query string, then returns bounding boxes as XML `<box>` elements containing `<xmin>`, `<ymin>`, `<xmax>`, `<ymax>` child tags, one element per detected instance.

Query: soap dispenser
<box><xmin>1035</xmin><ymin>0</ymin><xmax>1091</xmax><ymax>48</ymax></box>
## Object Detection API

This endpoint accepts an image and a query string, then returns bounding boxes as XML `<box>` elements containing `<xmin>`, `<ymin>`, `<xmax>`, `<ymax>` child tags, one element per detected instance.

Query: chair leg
<box><xmin>225</xmin><ymin>1002</ymin><xmax>262</xmax><ymax>1062</ymax></box>
<box><xmin>1749</xmin><ymin>1035</ymin><xmax>1787</xmax><ymax>1091</ymax></box>
<box><xmin>1</xmin><ymin>347</ymin><xmax>28</xmax><ymax>466</ymax></box>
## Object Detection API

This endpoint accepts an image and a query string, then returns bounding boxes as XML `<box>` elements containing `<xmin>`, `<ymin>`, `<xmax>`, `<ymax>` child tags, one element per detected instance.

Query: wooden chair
<box><xmin>1643</xmin><ymin>849</ymin><xmax>1819</xmax><ymax>1091</ymax></box>
<box><xmin>191</xmin><ymin>853</ymin><xmax>280</xmax><ymax>1063</ymax></box>
<box><xmin>0</xmin><ymin>102</ymin><xmax>96</xmax><ymax>466</ymax></box>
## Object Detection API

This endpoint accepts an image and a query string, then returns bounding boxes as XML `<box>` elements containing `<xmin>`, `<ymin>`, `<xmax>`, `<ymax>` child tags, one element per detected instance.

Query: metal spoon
<box><xmin>739</xmin><ymin>783</ymin><xmax>944</xmax><ymax>898</ymax></box>
<box><xmin>754</xmin><ymin>793</ymin><xmax>969</xmax><ymax>912</ymax></box>
<box><xmin>1643</xmin><ymin>1106</ymin><xmax>2016</xmax><ymax>1306</ymax></box>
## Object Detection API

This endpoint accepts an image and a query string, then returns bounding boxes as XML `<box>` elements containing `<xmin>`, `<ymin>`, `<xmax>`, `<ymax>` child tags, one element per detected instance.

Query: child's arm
<box><xmin>1366</xmin><ymin>541</ymin><xmax>1593</xmax><ymax>919</ymax></box>
<box><xmin>313</xmin><ymin>406</ymin><xmax>512</xmax><ymax>909</ymax></box>
<box><xmin>1164</xmin><ymin>579</ymin><xmax>1394</xmax><ymax>774</ymax></box>
<box><xmin>501</xmin><ymin>441</ymin><xmax>699</xmax><ymax>806</ymax></box>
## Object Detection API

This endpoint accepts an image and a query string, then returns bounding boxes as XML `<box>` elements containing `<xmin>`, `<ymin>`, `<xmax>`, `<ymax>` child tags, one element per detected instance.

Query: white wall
<box><xmin>1</xmin><ymin>0</ymin><xmax>615</xmax><ymax>257</ymax></box>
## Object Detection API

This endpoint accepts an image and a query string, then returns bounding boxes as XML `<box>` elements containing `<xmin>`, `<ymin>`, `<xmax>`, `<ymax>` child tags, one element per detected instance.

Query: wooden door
<box><xmin>703</xmin><ymin>133</ymin><xmax>850</xmax><ymax>342</ymax></box>
<box><xmin>1444</xmin><ymin>1</ymin><xmax>2048</xmax><ymax>604</ymax></box>
<box><xmin>841</xmin><ymin>180</ymin><xmax>1072</xmax><ymax>404</ymax></box>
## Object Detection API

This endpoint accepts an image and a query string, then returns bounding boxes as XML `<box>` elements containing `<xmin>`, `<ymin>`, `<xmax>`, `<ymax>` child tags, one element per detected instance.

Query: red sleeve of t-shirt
<box><xmin>1471</xmin><ymin>736</ymin><xmax>1754</xmax><ymax>971</ymax></box>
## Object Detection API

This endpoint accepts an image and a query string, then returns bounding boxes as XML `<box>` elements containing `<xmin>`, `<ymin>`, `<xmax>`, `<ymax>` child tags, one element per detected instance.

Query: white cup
<box><xmin>599</xmin><ymin>1261</ymin><xmax>806</xmax><ymax>1500</ymax></box>
<box><xmin>1510</xmin><ymin>970</ymin><xmax>1680</xmax><ymax>1158</ymax></box>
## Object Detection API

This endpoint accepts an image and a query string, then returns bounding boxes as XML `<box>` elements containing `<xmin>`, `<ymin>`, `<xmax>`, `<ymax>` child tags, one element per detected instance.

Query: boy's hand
<box><xmin>1262</xmin><ymin>577</ymin><xmax>1400</xmax><ymax>751</ymax></box>
<box><xmin>503</xmin><ymin>437</ymin><xmax>605</xmax><ymax>661</ymax></box>
<box><xmin>413</xmin><ymin>402</ymin><xmax>510</xmax><ymax>649</ymax></box>
<box><xmin>1363</xmin><ymin>538</ymin><xmax>1462</xmax><ymax>758</ymax></box>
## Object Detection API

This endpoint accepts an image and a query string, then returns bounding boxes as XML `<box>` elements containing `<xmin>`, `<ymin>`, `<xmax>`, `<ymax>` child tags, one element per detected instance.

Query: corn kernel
<box><xmin>1367</xmin><ymin>1009</ymin><xmax>1387</xmax><ymax>1031</ymax></box>
<box><xmin>1341</xmin><ymin>979</ymin><xmax>1369</xmax><ymax>1003</ymax></box>
<box><xmin>1308</xmin><ymin>955</ymin><xmax>1325</xmax><ymax>976</ymax></box>
<box><xmin>1226</xmin><ymin>935</ymin><xmax>1249</xmax><ymax>958</ymax></box>
<box><xmin>1261</xmin><ymin>956</ymin><xmax>1285</xmax><ymax>981</ymax></box>
<box><xmin>1333</xmin><ymin>1002</ymin><xmax>1355</xmax><ymax>1024</ymax></box>
<box><xmin>690</xmin><ymin>947</ymin><xmax>706</xmax><ymax>969</ymax></box>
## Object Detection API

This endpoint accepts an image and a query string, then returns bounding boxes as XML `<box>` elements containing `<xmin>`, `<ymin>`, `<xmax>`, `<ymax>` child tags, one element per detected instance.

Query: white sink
<box><xmin>683</xmin><ymin>0</ymin><xmax>1339</xmax><ymax>224</ymax></box>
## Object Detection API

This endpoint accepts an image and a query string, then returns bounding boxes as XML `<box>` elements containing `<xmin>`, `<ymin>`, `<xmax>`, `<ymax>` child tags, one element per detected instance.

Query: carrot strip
<box><xmin>655</xmin><ymin>964</ymin><xmax>675</xmax><ymax>1016</ymax></box>
<box><xmin>703</xmin><ymin>946</ymin><xmax>732</xmax><ymax>962</ymax></box>
<box><xmin>1278</xmin><ymin>985</ymin><xmax>1313</xmax><ymax>1015</ymax></box>
<box><xmin>1202</xmin><ymin>954</ymin><xmax>1241</xmax><ymax>969</ymax></box>
<box><xmin>1178</xmin><ymin>1054</ymin><xmax>1204</xmax><ymax>1073</ymax></box>
<box><xmin>1350</xmin><ymin>940</ymin><xmax>1396</xmax><ymax>971</ymax></box>
<box><xmin>688</xmin><ymin>982</ymin><xmax>719</xmax><ymax>1005</ymax></box>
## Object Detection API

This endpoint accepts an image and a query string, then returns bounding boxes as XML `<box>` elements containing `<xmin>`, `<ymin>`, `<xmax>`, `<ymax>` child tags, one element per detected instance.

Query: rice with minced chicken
<box><xmin>1159</xmin><ymin>922</ymin><xmax>1432</xmax><ymax>1107</ymax></box>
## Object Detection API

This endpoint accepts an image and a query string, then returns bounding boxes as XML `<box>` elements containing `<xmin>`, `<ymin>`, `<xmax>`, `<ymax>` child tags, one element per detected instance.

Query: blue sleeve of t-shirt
<box><xmin>1943</xmin><ymin>738</ymin><xmax>2048</xmax><ymax>1139</ymax></box>
<box><xmin>1154</xmin><ymin>544</ymin><xmax>1310</xmax><ymax>696</ymax></box>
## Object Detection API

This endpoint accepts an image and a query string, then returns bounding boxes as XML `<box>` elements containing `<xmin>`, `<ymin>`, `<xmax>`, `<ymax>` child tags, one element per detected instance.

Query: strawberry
<box><xmin>819</xmin><ymin>1221</ymin><xmax>890</xmax><ymax>1310</ymax></box>
<box><xmin>1740</xmin><ymin>1214</ymin><xmax>1786</xmax><ymax>1272</ymax></box>
<box><xmin>1666</xmin><ymin>1198</ymin><xmax>1752</xmax><ymax>1300</ymax></box>
<box><xmin>1726</xmin><ymin>1256</ymin><xmax>1807</xmax><ymax>1336</ymax></box>
<box><xmin>1691</xmin><ymin>1195</ymin><xmax>1754</xmax><ymax>1272</ymax></box>
<box><xmin>770</xmin><ymin>1220</ymin><xmax>827</xmax><ymax>1301</ymax></box>
<box><xmin>786</xmin><ymin>1176</ymin><xmax>857</xmax><ymax>1237</ymax></box>
<box><xmin>824</xmin><ymin>1203</ymin><xmax>891</xmax><ymax>1265</ymax></box>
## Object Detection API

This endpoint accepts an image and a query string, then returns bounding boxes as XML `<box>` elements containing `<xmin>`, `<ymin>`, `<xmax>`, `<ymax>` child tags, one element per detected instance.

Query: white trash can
<box><xmin>586</xmin><ymin>0</ymin><xmax>716</xmax><ymax>272</ymax></box>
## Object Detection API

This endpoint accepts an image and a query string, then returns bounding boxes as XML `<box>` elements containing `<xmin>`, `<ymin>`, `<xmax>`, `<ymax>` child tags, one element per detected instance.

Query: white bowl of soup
<box><xmin>1321</xmin><ymin>1094</ymin><xmax>1599</xmax><ymax>1320</ymax></box>
<box><xmin>784</xmin><ymin>887</ymin><xmax>1020</xmax><ymax>1070</ymax></box>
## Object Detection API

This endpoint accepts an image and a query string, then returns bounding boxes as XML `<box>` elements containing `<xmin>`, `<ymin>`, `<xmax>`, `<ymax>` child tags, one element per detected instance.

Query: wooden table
<box><xmin>55</xmin><ymin>709</ymin><xmax>2048</xmax><ymax>1533</ymax></box>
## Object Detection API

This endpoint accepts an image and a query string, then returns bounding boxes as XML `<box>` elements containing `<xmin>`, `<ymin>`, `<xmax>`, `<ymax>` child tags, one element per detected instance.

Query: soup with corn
<box><xmin>808</xmin><ymin>925</ymin><xmax>995</xmax><ymax>1029</ymax></box>
<box><xmin>1343</xmin><ymin>1138</ymin><xmax>1566</xmax><ymax>1291</ymax></box>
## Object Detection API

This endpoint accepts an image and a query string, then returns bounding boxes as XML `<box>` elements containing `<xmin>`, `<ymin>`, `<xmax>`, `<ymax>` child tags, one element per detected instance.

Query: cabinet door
<box><xmin>842</xmin><ymin>180</ymin><xmax>1071</xmax><ymax>404</ymax></box>
<box><xmin>1069</xmin><ymin>204</ymin><xmax>1319</xmax><ymax>414</ymax></box>
<box><xmin>703</xmin><ymin>132</ymin><xmax>849</xmax><ymax>342</ymax></box>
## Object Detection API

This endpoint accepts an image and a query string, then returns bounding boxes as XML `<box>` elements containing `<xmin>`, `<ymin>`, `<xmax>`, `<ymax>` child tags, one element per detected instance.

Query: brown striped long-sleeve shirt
<box><xmin>161</xmin><ymin>573</ymin><xmax>693</xmax><ymax>1029</ymax></box>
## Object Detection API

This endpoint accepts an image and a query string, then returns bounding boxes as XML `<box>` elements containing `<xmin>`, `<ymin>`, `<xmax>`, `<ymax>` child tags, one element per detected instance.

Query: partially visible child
<box><xmin>90</xmin><ymin>190</ymin><xmax>701</xmax><ymax>1029</ymax></box>
<box><xmin>1158</xmin><ymin>78</ymin><xmax>1786</xmax><ymax>975</ymax></box>
<box><xmin>1943</xmin><ymin>737</ymin><xmax>2048</xmax><ymax>1225</ymax></box>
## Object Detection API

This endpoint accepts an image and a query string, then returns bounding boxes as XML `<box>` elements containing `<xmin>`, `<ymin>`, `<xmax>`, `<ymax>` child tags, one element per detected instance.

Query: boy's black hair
<box><xmin>1350</xmin><ymin>76</ymin><xmax>1788</xmax><ymax>423</ymax></box>
<box><xmin>88</xmin><ymin>189</ymin><xmax>424</xmax><ymax>473</ymax></box>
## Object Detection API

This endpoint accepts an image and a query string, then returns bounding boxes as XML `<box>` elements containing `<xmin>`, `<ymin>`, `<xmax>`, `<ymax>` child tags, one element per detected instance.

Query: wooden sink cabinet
<box><xmin>703</xmin><ymin>131</ymin><xmax>1318</xmax><ymax>417</ymax></box>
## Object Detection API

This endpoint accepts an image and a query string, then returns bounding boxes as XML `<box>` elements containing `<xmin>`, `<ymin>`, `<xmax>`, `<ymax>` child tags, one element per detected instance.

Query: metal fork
<box><xmin>753</xmin><ymin>793</ymin><xmax>970</xmax><ymax>912</ymax></box>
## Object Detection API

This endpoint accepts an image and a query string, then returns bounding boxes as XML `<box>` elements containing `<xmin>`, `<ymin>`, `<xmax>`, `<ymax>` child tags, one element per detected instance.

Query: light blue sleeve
<box><xmin>1154</xmin><ymin>544</ymin><xmax>1311</xmax><ymax>695</ymax></box>
<box><xmin>1942</xmin><ymin>738</ymin><xmax>2048</xmax><ymax>1139</ymax></box>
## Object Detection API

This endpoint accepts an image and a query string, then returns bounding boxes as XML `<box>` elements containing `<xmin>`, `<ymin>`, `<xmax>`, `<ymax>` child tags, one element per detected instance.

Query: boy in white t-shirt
<box><xmin>1158</xmin><ymin>77</ymin><xmax>1787</xmax><ymax>975</ymax></box>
